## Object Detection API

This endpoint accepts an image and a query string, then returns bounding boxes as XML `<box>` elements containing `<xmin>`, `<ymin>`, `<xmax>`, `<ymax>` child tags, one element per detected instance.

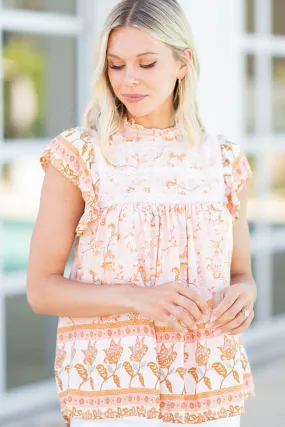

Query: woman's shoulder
<box><xmin>56</xmin><ymin>126</ymin><xmax>99</xmax><ymax>158</ymax></box>
<box><xmin>43</xmin><ymin>126</ymin><xmax>102</xmax><ymax>169</ymax></box>
<box><xmin>59</xmin><ymin>125</ymin><xmax>96</xmax><ymax>139</ymax></box>
<box><xmin>216</xmin><ymin>133</ymin><xmax>243</xmax><ymax>161</ymax></box>
<box><xmin>40</xmin><ymin>125</ymin><xmax>101</xmax><ymax>176</ymax></box>
<box><xmin>215</xmin><ymin>133</ymin><xmax>252</xmax><ymax>213</ymax></box>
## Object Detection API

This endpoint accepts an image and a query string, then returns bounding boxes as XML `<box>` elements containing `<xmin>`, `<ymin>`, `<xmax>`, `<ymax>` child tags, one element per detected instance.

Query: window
<box><xmin>246</xmin><ymin>154</ymin><xmax>260</xmax><ymax>232</ymax></box>
<box><xmin>3</xmin><ymin>0</ymin><xmax>77</xmax><ymax>15</ymax></box>
<box><xmin>272</xmin><ymin>0</ymin><xmax>285</xmax><ymax>36</ymax></box>
<box><xmin>245</xmin><ymin>55</ymin><xmax>255</xmax><ymax>134</ymax></box>
<box><xmin>0</xmin><ymin>155</ymin><xmax>43</xmax><ymax>272</ymax></box>
<box><xmin>245</xmin><ymin>0</ymin><xmax>255</xmax><ymax>33</ymax></box>
<box><xmin>269</xmin><ymin>153</ymin><xmax>285</xmax><ymax>230</ymax></box>
<box><xmin>3</xmin><ymin>31</ymin><xmax>77</xmax><ymax>140</ymax></box>
<box><xmin>272</xmin><ymin>251</ymin><xmax>285</xmax><ymax>316</ymax></box>
<box><xmin>242</xmin><ymin>0</ymin><xmax>285</xmax><ymax>320</ymax></box>
<box><xmin>0</xmin><ymin>0</ymin><xmax>94</xmax><ymax>417</ymax></box>
<box><xmin>272</xmin><ymin>57</ymin><xmax>285</xmax><ymax>132</ymax></box>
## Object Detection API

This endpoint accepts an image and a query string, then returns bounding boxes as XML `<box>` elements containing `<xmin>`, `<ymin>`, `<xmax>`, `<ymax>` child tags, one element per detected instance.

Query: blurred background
<box><xmin>0</xmin><ymin>0</ymin><xmax>284</xmax><ymax>426</ymax></box>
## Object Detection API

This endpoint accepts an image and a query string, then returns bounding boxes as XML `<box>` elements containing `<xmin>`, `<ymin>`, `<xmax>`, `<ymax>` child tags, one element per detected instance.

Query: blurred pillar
<box><xmin>180</xmin><ymin>0</ymin><xmax>242</xmax><ymax>141</ymax></box>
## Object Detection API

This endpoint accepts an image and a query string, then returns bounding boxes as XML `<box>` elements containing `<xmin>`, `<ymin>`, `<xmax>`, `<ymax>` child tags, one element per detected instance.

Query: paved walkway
<box><xmin>242</xmin><ymin>356</ymin><xmax>285</xmax><ymax>427</ymax></box>
<box><xmin>2</xmin><ymin>357</ymin><xmax>285</xmax><ymax>427</ymax></box>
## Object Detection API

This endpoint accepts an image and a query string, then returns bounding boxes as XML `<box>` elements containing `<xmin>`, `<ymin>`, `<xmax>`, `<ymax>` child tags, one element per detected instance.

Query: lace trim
<box><xmin>123</xmin><ymin>117</ymin><xmax>181</xmax><ymax>139</ymax></box>
<box><xmin>102</xmin><ymin>164</ymin><xmax>219</xmax><ymax>179</ymax></box>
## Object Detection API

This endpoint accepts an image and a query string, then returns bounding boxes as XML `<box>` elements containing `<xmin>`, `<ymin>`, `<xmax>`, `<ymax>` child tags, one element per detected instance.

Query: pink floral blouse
<box><xmin>40</xmin><ymin>118</ymin><xmax>255</xmax><ymax>426</ymax></box>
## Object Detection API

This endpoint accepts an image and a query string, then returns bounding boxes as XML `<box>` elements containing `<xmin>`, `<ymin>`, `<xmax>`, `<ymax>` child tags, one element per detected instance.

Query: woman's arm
<box><xmin>27</xmin><ymin>164</ymin><xmax>136</xmax><ymax>317</ymax></box>
<box><xmin>230</xmin><ymin>182</ymin><xmax>257</xmax><ymax>298</ymax></box>
<box><xmin>207</xmin><ymin>182</ymin><xmax>257</xmax><ymax>333</ymax></box>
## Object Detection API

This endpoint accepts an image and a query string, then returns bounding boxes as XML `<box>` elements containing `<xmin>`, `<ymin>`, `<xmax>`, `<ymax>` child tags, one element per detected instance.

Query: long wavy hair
<box><xmin>84</xmin><ymin>0</ymin><xmax>205</xmax><ymax>163</ymax></box>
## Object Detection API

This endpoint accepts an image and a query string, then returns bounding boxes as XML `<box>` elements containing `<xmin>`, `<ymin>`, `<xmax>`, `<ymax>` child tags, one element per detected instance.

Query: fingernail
<box><xmin>205</xmin><ymin>323</ymin><xmax>209</xmax><ymax>329</ymax></box>
<box><xmin>214</xmin><ymin>329</ymin><xmax>221</xmax><ymax>335</ymax></box>
<box><xmin>210</xmin><ymin>315</ymin><xmax>216</xmax><ymax>323</ymax></box>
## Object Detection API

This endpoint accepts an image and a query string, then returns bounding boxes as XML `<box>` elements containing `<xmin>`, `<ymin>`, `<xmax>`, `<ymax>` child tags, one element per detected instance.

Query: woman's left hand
<box><xmin>207</xmin><ymin>283</ymin><xmax>257</xmax><ymax>336</ymax></box>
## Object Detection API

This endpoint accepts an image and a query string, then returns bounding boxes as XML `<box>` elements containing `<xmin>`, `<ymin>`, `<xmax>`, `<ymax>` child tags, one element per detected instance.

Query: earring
<box><xmin>174</xmin><ymin>79</ymin><xmax>180</xmax><ymax>105</ymax></box>
<box><xmin>178</xmin><ymin>78</ymin><xmax>183</xmax><ymax>105</ymax></box>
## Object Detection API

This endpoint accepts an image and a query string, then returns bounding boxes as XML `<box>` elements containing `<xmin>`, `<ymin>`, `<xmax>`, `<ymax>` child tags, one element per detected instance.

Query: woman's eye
<box><xmin>110</xmin><ymin>64</ymin><xmax>124</xmax><ymax>70</ymax></box>
<box><xmin>140</xmin><ymin>61</ymin><xmax>157</xmax><ymax>69</ymax></box>
<box><xmin>109</xmin><ymin>61</ymin><xmax>157</xmax><ymax>71</ymax></box>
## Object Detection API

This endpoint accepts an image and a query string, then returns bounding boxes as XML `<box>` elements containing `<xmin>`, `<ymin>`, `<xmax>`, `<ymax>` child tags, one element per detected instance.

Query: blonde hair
<box><xmin>84</xmin><ymin>0</ymin><xmax>205</xmax><ymax>163</ymax></box>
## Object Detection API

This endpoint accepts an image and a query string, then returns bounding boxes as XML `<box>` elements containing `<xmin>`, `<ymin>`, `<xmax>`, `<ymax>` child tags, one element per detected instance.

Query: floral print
<box><xmin>40</xmin><ymin>119</ymin><xmax>255</xmax><ymax>426</ymax></box>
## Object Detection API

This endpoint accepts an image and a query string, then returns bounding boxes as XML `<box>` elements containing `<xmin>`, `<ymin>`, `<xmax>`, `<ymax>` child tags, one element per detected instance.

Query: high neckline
<box><xmin>123</xmin><ymin>117</ymin><xmax>181</xmax><ymax>139</ymax></box>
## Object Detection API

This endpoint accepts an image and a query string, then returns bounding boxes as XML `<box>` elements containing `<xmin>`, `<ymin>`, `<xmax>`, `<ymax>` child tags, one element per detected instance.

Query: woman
<box><xmin>27</xmin><ymin>0</ymin><xmax>257</xmax><ymax>426</ymax></box>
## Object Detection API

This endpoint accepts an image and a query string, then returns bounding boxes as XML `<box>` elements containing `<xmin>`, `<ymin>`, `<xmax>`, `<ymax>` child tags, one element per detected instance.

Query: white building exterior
<box><xmin>0</xmin><ymin>0</ymin><xmax>284</xmax><ymax>423</ymax></box>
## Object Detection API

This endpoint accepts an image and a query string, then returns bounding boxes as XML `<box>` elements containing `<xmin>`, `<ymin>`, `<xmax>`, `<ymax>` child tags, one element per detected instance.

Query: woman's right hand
<box><xmin>132</xmin><ymin>281</ymin><xmax>210</xmax><ymax>333</ymax></box>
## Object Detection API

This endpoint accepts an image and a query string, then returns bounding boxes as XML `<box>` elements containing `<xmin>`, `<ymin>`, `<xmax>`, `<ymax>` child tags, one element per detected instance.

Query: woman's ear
<box><xmin>177</xmin><ymin>48</ymin><xmax>192</xmax><ymax>79</ymax></box>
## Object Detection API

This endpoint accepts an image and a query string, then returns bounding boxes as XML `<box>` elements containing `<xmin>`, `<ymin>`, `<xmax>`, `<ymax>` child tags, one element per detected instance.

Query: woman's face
<box><xmin>107</xmin><ymin>26</ymin><xmax>186</xmax><ymax>119</ymax></box>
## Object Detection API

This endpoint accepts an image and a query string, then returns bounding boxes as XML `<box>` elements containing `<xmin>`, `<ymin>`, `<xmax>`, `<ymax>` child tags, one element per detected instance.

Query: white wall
<box><xmin>94</xmin><ymin>0</ymin><xmax>119</xmax><ymax>37</ymax></box>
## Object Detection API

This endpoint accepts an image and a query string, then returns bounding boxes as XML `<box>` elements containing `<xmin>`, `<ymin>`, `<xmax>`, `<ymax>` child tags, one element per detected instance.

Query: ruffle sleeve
<box><xmin>219</xmin><ymin>135</ymin><xmax>252</xmax><ymax>222</ymax></box>
<box><xmin>40</xmin><ymin>127</ymin><xmax>100</xmax><ymax>236</ymax></box>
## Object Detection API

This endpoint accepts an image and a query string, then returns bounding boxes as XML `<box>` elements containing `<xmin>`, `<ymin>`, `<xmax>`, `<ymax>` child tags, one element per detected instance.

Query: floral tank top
<box><xmin>40</xmin><ymin>118</ymin><xmax>255</xmax><ymax>427</ymax></box>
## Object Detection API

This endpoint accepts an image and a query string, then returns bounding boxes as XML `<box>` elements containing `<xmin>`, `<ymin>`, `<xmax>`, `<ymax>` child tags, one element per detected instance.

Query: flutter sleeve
<box><xmin>40</xmin><ymin>127</ymin><xmax>100</xmax><ymax>236</ymax></box>
<box><xmin>219</xmin><ymin>135</ymin><xmax>252</xmax><ymax>222</ymax></box>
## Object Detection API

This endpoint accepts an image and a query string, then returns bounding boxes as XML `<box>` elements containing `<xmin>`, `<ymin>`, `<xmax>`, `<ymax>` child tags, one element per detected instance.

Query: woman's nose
<box><xmin>123</xmin><ymin>70</ymin><xmax>139</xmax><ymax>87</ymax></box>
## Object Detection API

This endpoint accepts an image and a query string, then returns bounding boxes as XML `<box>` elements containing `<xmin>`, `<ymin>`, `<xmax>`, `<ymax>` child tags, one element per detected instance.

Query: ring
<box><xmin>241</xmin><ymin>308</ymin><xmax>250</xmax><ymax>318</ymax></box>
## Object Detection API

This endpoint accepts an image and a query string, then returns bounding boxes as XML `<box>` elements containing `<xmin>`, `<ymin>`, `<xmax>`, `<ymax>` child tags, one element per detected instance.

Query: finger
<box><xmin>210</xmin><ymin>289</ymin><xmax>239</xmax><ymax>323</ymax></box>
<box><xmin>229</xmin><ymin>313</ymin><xmax>254</xmax><ymax>335</ymax></box>
<box><xmin>160</xmin><ymin>312</ymin><xmax>187</xmax><ymax>333</ymax></box>
<box><xmin>168</xmin><ymin>304</ymin><xmax>197</xmax><ymax>330</ymax></box>
<box><xmin>179</xmin><ymin>288</ymin><xmax>209</xmax><ymax>316</ymax></box>
<box><xmin>169</xmin><ymin>315</ymin><xmax>190</xmax><ymax>334</ymax></box>
<box><xmin>212</xmin><ymin>289</ymin><xmax>225</xmax><ymax>308</ymax></box>
<box><xmin>173</xmin><ymin>294</ymin><xmax>203</xmax><ymax>322</ymax></box>
<box><xmin>213</xmin><ymin>311</ymin><xmax>253</xmax><ymax>336</ymax></box>
<box><xmin>209</xmin><ymin>297</ymin><xmax>247</xmax><ymax>328</ymax></box>
<box><xmin>212</xmin><ymin>311</ymin><xmax>246</xmax><ymax>335</ymax></box>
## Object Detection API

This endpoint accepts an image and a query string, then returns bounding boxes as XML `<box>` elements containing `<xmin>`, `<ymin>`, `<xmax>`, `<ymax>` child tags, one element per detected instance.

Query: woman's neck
<box><xmin>126</xmin><ymin>108</ymin><xmax>176</xmax><ymax>130</ymax></box>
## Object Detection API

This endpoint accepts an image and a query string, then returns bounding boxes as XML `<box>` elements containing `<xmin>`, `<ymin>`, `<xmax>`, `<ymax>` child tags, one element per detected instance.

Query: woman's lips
<box><xmin>122</xmin><ymin>94</ymin><xmax>147</xmax><ymax>103</ymax></box>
